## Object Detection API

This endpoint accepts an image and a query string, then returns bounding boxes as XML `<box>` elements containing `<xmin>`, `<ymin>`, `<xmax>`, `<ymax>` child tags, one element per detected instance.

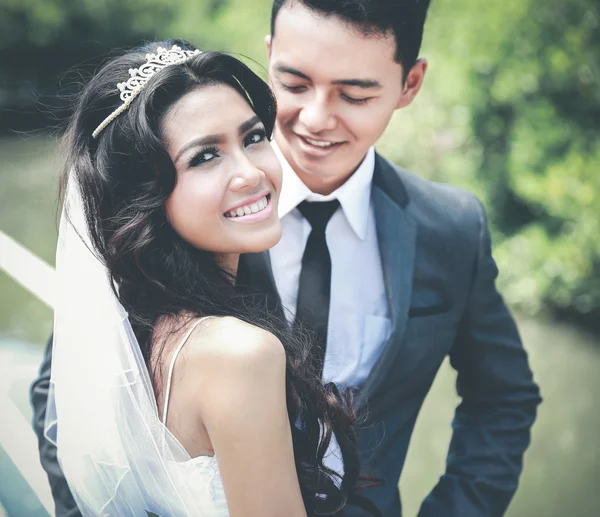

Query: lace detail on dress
<box><xmin>206</xmin><ymin>457</ymin><xmax>220</xmax><ymax>499</ymax></box>
<box><xmin>184</xmin><ymin>455</ymin><xmax>221</xmax><ymax>500</ymax></box>
<box><xmin>173</xmin><ymin>455</ymin><xmax>227</xmax><ymax>514</ymax></box>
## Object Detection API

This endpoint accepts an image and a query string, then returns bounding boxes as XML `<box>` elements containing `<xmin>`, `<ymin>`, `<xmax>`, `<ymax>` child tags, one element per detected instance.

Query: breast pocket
<box><xmin>406</xmin><ymin>309</ymin><xmax>456</xmax><ymax>336</ymax></box>
<box><xmin>385</xmin><ymin>312</ymin><xmax>457</xmax><ymax>385</ymax></box>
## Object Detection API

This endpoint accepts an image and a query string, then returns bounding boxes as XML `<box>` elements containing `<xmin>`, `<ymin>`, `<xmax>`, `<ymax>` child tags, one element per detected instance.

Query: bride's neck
<box><xmin>216</xmin><ymin>253</ymin><xmax>239</xmax><ymax>281</ymax></box>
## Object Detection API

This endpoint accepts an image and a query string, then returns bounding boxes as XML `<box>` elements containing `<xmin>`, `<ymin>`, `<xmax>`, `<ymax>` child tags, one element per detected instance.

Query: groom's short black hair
<box><xmin>270</xmin><ymin>0</ymin><xmax>432</xmax><ymax>76</ymax></box>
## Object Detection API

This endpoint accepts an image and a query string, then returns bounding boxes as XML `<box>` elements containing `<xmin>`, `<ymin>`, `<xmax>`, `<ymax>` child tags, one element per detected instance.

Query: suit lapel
<box><xmin>358</xmin><ymin>154</ymin><xmax>417</xmax><ymax>404</ymax></box>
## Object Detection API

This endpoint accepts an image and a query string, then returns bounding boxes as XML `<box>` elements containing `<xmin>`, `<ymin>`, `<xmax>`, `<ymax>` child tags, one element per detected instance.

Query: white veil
<box><xmin>44</xmin><ymin>176</ymin><xmax>218</xmax><ymax>516</ymax></box>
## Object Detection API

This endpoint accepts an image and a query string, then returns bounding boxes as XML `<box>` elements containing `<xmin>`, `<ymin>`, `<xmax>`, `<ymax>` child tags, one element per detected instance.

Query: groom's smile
<box><xmin>294</xmin><ymin>132</ymin><xmax>346</xmax><ymax>157</ymax></box>
<box><xmin>266</xmin><ymin>0</ymin><xmax>412</xmax><ymax>195</ymax></box>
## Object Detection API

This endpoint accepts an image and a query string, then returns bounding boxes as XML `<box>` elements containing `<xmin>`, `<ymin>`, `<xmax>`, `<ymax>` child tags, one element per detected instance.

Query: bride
<box><xmin>45</xmin><ymin>40</ymin><xmax>380</xmax><ymax>516</ymax></box>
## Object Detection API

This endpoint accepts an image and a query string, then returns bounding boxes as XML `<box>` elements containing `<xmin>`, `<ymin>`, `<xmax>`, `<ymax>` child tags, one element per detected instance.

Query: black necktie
<box><xmin>294</xmin><ymin>199</ymin><xmax>340</xmax><ymax>377</ymax></box>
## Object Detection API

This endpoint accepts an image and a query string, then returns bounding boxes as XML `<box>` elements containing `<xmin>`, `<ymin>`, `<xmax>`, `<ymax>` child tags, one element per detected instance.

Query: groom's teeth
<box><xmin>226</xmin><ymin>195</ymin><xmax>269</xmax><ymax>218</ymax></box>
<box><xmin>305</xmin><ymin>137</ymin><xmax>335</xmax><ymax>148</ymax></box>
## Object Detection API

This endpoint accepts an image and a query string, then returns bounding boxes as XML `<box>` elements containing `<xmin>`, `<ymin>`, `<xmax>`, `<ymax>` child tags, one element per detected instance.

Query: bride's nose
<box><xmin>230</xmin><ymin>156</ymin><xmax>265</xmax><ymax>191</ymax></box>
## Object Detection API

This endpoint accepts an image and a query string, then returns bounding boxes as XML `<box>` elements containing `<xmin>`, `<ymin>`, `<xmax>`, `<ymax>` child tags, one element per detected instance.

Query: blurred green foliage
<box><xmin>0</xmin><ymin>0</ymin><xmax>598</xmax><ymax>324</ymax></box>
<box><xmin>397</xmin><ymin>0</ymin><xmax>600</xmax><ymax>321</ymax></box>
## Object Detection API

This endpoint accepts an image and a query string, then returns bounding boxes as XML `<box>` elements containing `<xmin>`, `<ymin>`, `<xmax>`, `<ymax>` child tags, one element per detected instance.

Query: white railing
<box><xmin>0</xmin><ymin>229</ymin><xmax>55</xmax><ymax>515</ymax></box>
<box><xmin>0</xmin><ymin>231</ymin><xmax>55</xmax><ymax>308</ymax></box>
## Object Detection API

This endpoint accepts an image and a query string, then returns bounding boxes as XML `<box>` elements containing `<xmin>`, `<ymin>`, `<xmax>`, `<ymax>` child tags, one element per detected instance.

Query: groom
<box><xmin>31</xmin><ymin>1</ymin><xmax>541</xmax><ymax>516</ymax></box>
<box><xmin>252</xmin><ymin>2</ymin><xmax>541</xmax><ymax>514</ymax></box>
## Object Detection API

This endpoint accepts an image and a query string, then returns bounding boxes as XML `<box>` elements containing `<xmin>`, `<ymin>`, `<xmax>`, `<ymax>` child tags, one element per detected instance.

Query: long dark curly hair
<box><xmin>60</xmin><ymin>39</ymin><xmax>380</xmax><ymax>516</ymax></box>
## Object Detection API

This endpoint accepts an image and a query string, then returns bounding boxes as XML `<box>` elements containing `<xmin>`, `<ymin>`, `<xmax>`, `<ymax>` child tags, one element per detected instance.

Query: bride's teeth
<box><xmin>226</xmin><ymin>196</ymin><xmax>269</xmax><ymax>218</ymax></box>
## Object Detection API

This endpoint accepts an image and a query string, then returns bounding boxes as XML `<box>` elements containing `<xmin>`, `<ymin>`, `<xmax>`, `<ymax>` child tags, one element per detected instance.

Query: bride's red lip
<box><xmin>225</xmin><ymin>191</ymin><xmax>270</xmax><ymax>213</ymax></box>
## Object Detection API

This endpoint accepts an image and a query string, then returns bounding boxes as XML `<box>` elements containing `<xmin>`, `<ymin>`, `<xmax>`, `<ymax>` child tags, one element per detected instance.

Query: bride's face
<box><xmin>162</xmin><ymin>84</ymin><xmax>282</xmax><ymax>261</ymax></box>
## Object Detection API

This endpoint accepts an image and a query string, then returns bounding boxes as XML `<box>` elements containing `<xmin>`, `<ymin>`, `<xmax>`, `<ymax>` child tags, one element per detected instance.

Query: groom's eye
<box><xmin>341</xmin><ymin>93</ymin><xmax>372</xmax><ymax>105</ymax></box>
<box><xmin>280</xmin><ymin>83</ymin><xmax>306</xmax><ymax>93</ymax></box>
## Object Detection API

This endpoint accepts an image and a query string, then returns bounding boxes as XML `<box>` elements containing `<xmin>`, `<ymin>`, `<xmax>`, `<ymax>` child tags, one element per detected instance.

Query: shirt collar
<box><xmin>273</xmin><ymin>143</ymin><xmax>375</xmax><ymax>240</ymax></box>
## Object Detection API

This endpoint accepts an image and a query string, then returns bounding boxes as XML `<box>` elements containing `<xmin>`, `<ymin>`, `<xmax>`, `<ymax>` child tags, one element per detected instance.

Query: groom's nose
<box><xmin>298</xmin><ymin>92</ymin><xmax>337</xmax><ymax>133</ymax></box>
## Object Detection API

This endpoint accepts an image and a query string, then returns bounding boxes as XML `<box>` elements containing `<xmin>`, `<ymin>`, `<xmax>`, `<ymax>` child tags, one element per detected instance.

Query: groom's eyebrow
<box><xmin>274</xmin><ymin>65</ymin><xmax>311</xmax><ymax>80</ymax></box>
<box><xmin>333</xmin><ymin>78</ymin><xmax>382</xmax><ymax>89</ymax></box>
<box><xmin>274</xmin><ymin>64</ymin><xmax>381</xmax><ymax>89</ymax></box>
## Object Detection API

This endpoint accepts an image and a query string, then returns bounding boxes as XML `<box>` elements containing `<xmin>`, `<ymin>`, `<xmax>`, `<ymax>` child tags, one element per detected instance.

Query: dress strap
<box><xmin>161</xmin><ymin>317</ymin><xmax>209</xmax><ymax>425</ymax></box>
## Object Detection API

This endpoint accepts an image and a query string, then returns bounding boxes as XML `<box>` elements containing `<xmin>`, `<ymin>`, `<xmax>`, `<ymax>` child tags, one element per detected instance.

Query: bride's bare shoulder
<box><xmin>193</xmin><ymin>316</ymin><xmax>283</xmax><ymax>360</ymax></box>
<box><xmin>155</xmin><ymin>314</ymin><xmax>281</xmax><ymax>355</ymax></box>
<box><xmin>162</xmin><ymin>316</ymin><xmax>285</xmax><ymax>383</ymax></box>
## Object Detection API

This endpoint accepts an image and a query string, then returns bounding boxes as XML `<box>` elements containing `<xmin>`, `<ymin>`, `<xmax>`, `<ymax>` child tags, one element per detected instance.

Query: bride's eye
<box><xmin>244</xmin><ymin>128</ymin><xmax>267</xmax><ymax>147</ymax></box>
<box><xmin>188</xmin><ymin>147</ymin><xmax>220</xmax><ymax>168</ymax></box>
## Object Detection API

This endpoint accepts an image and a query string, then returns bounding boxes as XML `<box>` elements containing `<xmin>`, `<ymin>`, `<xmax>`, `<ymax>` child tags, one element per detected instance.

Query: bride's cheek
<box><xmin>256</xmin><ymin>151</ymin><xmax>282</xmax><ymax>186</ymax></box>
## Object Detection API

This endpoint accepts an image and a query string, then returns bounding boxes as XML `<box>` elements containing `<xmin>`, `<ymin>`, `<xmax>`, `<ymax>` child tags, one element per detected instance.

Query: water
<box><xmin>1</xmin><ymin>134</ymin><xmax>599</xmax><ymax>517</ymax></box>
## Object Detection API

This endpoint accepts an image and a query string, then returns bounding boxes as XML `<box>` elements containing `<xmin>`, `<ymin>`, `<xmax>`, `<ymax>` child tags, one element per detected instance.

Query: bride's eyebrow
<box><xmin>238</xmin><ymin>115</ymin><xmax>262</xmax><ymax>135</ymax></box>
<box><xmin>174</xmin><ymin>115</ymin><xmax>262</xmax><ymax>164</ymax></box>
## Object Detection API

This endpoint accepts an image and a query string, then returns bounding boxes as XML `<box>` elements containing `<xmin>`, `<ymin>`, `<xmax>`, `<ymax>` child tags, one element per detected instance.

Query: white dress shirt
<box><xmin>269</xmin><ymin>145</ymin><xmax>392</xmax><ymax>388</ymax></box>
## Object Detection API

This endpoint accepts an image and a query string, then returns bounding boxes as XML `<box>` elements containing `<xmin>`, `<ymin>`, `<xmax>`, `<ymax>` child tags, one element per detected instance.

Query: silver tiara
<box><xmin>92</xmin><ymin>45</ymin><xmax>202</xmax><ymax>139</ymax></box>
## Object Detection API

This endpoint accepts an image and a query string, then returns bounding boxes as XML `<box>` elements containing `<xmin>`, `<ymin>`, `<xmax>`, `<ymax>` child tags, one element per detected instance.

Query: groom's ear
<box><xmin>396</xmin><ymin>58</ymin><xmax>428</xmax><ymax>110</ymax></box>
<box><xmin>265</xmin><ymin>34</ymin><xmax>272</xmax><ymax>57</ymax></box>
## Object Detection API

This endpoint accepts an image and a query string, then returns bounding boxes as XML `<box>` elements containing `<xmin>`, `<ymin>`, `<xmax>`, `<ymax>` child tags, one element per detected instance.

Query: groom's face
<box><xmin>267</xmin><ymin>2</ymin><xmax>422</xmax><ymax>194</ymax></box>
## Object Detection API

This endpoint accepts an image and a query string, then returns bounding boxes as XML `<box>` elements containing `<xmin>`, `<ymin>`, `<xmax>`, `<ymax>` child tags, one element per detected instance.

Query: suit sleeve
<box><xmin>418</xmin><ymin>198</ymin><xmax>542</xmax><ymax>517</ymax></box>
<box><xmin>30</xmin><ymin>334</ymin><xmax>82</xmax><ymax>517</ymax></box>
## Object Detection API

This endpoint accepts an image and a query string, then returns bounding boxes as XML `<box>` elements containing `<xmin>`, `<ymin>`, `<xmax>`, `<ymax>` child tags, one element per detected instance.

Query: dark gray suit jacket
<box><xmin>31</xmin><ymin>153</ymin><xmax>541</xmax><ymax>516</ymax></box>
